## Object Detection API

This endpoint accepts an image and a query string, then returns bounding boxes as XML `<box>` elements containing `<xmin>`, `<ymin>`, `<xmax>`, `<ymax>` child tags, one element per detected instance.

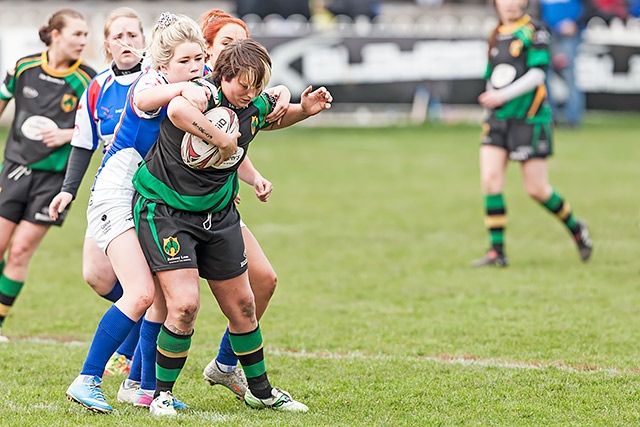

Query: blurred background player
<box><xmin>0</xmin><ymin>8</ymin><xmax>95</xmax><ymax>342</ymax></box>
<box><xmin>48</xmin><ymin>5</ymin><xmax>147</xmax><ymax>391</ymax></box>
<box><xmin>471</xmin><ymin>0</ymin><xmax>592</xmax><ymax>267</ymax></box>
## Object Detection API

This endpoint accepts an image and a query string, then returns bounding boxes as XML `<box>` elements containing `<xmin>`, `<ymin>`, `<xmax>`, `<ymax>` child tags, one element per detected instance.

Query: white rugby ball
<box><xmin>181</xmin><ymin>107</ymin><xmax>239</xmax><ymax>169</ymax></box>
<box><xmin>21</xmin><ymin>115</ymin><xmax>57</xmax><ymax>141</ymax></box>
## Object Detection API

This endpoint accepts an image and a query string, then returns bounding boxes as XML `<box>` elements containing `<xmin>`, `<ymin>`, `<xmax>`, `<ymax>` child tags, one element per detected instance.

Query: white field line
<box><xmin>268</xmin><ymin>348</ymin><xmax>638</xmax><ymax>376</ymax></box>
<box><xmin>11</xmin><ymin>337</ymin><xmax>638</xmax><ymax>376</ymax></box>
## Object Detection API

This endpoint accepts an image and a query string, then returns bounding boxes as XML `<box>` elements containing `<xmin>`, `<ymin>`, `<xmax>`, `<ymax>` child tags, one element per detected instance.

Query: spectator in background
<box><xmin>236</xmin><ymin>0</ymin><xmax>311</xmax><ymax>19</ymax></box>
<box><xmin>593</xmin><ymin>0</ymin><xmax>629</xmax><ymax>20</ymax></box>
<box><xmin>630</xmin><ymin>0</ymin><xmax>640</xmax><ymax>17</ymax></box>
<box><xmin>536</xmin><ymin>0</ymin><xmax>591</xmax><ymax>127</ymax></box>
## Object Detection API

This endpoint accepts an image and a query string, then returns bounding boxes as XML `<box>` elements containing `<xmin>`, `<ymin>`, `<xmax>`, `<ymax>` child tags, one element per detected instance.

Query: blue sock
<box><xmin>116</xmin><ymin>317</ymin><xmax>141</xmax><ymax>360</ymax></box>
<box><xmin>127</xmin><ymin>343</ymin><xmax>142</xmax><ymax>383</ymax></box>
<box><xmin>216</xmin><ymin>327</ymin><xmax>238</xmax><ymax>367</ymax></box>
<box><xmin>101</xmin><ymin>281</ymin><xmax>123</xmax><ymax>303</ymax></box>
<box><xmin>139</xmin><ymin>317</ymin><xmax>162</xmax><ymax>391</ymax></box>
<box><xmin>80</xmin><ymin>305</ymin><xmax>136</xmax><ymax>377</ymax></box>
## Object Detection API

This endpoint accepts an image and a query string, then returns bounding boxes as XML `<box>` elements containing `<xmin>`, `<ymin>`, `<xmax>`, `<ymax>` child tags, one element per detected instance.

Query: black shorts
<box><xmin>0</xmin><ymin>160</ymin><xmax>69</xmax><ymax>226</ymax></box>
<box><xmin>133</xmin><ymin>194</ymin><xmax>247</xmax><ymax>281</ymax></box>
<box><xmin>481</xmin><ymin>115</ymin><xmax>553</xmax><ymax>161</ymax></box>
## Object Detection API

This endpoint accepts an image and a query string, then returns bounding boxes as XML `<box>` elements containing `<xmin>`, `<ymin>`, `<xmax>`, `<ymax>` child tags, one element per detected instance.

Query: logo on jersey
<box><xmin>61</xmin><ymin>94</ymin><xmax>78</xmax><ymax>113</ymax></box>
<box><xmin>163</xmin><ymin>236</ymin><xmax>180</xmax><ymax>257</ymax></box>
<box><xmin>509</xmin><ymin>40</ymin><xmax>524</xmax><ymax>58</ymax></box>
<box><xmin>251</xmin><ymin>116</ymin><xmax>259</xmax><ymax>135</ymax></box>
<box><xmin>22</xmin><ymin>86</ymin><xmax>38</xmax><ymax>99</ymax></box>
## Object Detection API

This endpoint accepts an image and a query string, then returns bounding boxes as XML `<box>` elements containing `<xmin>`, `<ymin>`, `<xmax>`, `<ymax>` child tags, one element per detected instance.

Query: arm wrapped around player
<box><xmin>168</xmin><ymin>95</ymin><xmax>239</xmax><ymax>165</ymax></box>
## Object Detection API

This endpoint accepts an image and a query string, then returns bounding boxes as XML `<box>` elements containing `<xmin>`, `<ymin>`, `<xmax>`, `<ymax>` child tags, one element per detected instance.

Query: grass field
<box><xmin>1</xmin><ymin>113</ymin><xmax>639</xmax><ymax>426</ymax></box>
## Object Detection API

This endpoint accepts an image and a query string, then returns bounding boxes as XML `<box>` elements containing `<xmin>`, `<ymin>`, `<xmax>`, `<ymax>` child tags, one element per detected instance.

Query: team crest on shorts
<box><xmin>163</xmin><ymin>236</ymin><xmax>180</xmax><ymax>257</ymax></box>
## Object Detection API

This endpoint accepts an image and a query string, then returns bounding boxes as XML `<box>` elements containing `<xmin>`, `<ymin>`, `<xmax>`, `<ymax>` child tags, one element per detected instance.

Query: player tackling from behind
<box><xmin>131</xmin><ymin>38</ymin><xmax>332</xmax><ymax>416</ymax></box>
<box><xmin>471</xmin><ymin>0</ymin><xmax>592</xmax><ymax>267</ymax></box>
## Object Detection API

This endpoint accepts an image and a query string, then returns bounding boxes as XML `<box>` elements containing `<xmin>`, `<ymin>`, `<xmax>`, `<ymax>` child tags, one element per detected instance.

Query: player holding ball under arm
<box><xmin>131</xmin><ymin>38</ymin><xmax>332</xmax><ymax>416</ymax></box>
<box><xmin>0</xmin><ymin>8</ymin><xmax>95</xmax><ymax>342</ymax></box>
<box><xmin>198</xmin><ymin>8</ymin><xmax>291</xmax><ymax>400</ymax></box>
<box><xmin>471</xmin><ymin>0</ymin><xmax>592</xmax><ymax>267</ymax></box>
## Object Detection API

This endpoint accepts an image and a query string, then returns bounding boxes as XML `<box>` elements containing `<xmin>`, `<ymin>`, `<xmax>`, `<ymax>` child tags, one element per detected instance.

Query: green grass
<box><xmin>1</xmin><ymin>112</ymin><xmax>640</xmax><ymax>426</ymax></box>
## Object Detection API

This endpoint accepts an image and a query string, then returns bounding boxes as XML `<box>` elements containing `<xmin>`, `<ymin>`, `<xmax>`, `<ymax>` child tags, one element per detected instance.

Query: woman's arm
<box><xmin>167</xmin><ymin>96</ymin><xmax>239</xmax><ymax>165</ymax></box>
<box><xmin>265</xmin><ymin>86</ymin><xmax>332</xmax><ymax>130</ymax></box>
<box><xmin>237</xmin><ymin>156</ymin><xmax>273</xmax><ymax>202</ymax></box>
<box><xmin>136</xmin><ymin>81</ymin><xmax>209</xmax><ymax>113</ymax></box>
<box><xmin>478</xmin><ymin>68</ymin><xmax>545</xmax><ymax>109</ymax></box>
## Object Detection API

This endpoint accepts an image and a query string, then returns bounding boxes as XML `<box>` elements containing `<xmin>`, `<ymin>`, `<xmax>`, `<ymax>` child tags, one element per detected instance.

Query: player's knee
<box><xmin>6</xmin><ymin>242</ymin><xmax>35</xmax><ymax>268</ymax></box>
<box><xmin>237</xmin><ymin>295</ymin><xmax>256</xmax><ymax>321</ymax></box>
<box><xmin>83</xmin><ymin>270</ymin><xmax>112</xmax><ymax>295</ymax></box>
<box><xmin>175</xmin><ymin>300</ymin><xmax>199</xmax><ymax>327</ymax></box>
<box><xmin>257</xmin><ymin>271</ymin><xmax>277</xmax><ymax>297</ymax></box>
<box><xmin>525</xmin><ymin>185</ymin><xmax>546</xmax><ymax>202</ymax></box>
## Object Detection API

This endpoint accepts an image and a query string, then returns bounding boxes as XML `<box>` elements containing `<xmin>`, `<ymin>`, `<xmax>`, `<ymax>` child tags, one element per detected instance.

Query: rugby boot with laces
<box><xmin>66</xmin><ymin>375</ymin><xmax>112</xmax><ymax>413</ymax></box>
<box><xmin>244</xmin><ymin>387</ymin><xmax>308</xmax><ymax>412</ymax></box>
<box><xmin>203</xmin><ymin>359</ymin><xmax>247</xmax><ymax>400</ymax></box>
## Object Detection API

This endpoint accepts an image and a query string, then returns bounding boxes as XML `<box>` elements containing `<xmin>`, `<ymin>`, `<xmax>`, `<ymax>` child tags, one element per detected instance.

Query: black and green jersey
<box><xmin>133</xmin><ymin>78</ymin><xmax>275</xmax><ymax>214</ymax></box>
<box><xmin>0</xmin><ymin>52</ymin><xmax>95</xmax><ymax>172</ymax></box>
<box><xmin>484</xmin><ymin>15</ymin><xmax>552</xmax><ymax>122</ymax></box>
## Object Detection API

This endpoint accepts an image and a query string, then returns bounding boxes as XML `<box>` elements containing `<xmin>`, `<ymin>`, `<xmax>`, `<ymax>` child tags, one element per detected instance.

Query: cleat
<box><xmin>203</xmin><ymin>359</ymin><xmax>247</xmax><ymax>400</ymax></box>
<box><xmin>172</xmin><ymin>395</ymin><xmax>189</xmax><ymax>410</ymax></box>
<box><xmin>136</xmin><ymin>389</ymin><xmax>188</xmax><ymax>410</ymax></box>
<box><xmin>150</xmin><ymin>391</ymin><xmax>177</xmax><ymax>417</ymax></box>
<box><xmin>66</xmin><ymin>375</ymin><xmax>113</xmax><ymax>413</ymax></box>
<box><xmin>574</xmin><ymin>220</ymin><xmax>593</xmax><ymax>261</ymax></box>
<box><xmin>0</xmin><ymin>328</ymin><xmax>9</xmax><ymax>343</ymax></box>
<box><xmin>244</xmin><ymin>387</ymin><xmax>308</xmax><ymax>412</ymax></box>
<box><xmin>117</xmin><ymin>380</ymin><xmax>140</xmax><ymax>405</ymax></box>
<box><xmin>133</xmin><ymin>389</ymin><xmax>153</xmax><ymax>408</ymax></box>
<box><xmin>104</xmin><ymin>353</ymin><xmax>131</xmax><ymax>376</ymax></box>
<box><xmin>471</xmin><ymin>249</ymin><xmax>508</xmax><ymax>267</ymax></box>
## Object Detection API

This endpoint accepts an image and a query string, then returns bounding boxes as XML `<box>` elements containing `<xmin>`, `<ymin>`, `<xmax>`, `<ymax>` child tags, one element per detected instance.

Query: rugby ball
<box><xmin>21</xmin><ymin>115</ymin><xmax>57</xmax><ymax>141</ymax></box>
<box><xmin>181</xmin><ymin>107</ymin><xmax>239</xmax><ymax>169</ymax></box>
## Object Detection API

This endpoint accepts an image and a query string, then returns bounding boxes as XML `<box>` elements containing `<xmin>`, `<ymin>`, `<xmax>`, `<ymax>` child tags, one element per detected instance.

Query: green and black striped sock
<box><xmin>155</xmin><ymin>325</ymin><xmax>192</xmax><ymax>396</ymax></box>
<box><xmin>230</xmin><ymin>325</ymin><xmax>272</xmax><ymax>399</ymax></box>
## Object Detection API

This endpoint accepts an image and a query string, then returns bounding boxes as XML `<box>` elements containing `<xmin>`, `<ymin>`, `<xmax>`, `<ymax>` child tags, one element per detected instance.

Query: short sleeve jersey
<box><xmin>0</xmin><ymin>52</ymin><xmax>95</xmax><ymax>171</ymax></box>
<box><xmin>133</xmin><ymin>78</ymin><xmax>275</xmax><ymax>214</ymax></box>
<box><xmin>484</xmin><ymin>15</ymin><xmax>552</xmax><ymax>122</ymax></box>
<box><xmin>92</xmin><ymin>69</ymin><xmax>168</xmax><ymax>191</ymax></box>
<box><xmin>71</xmin><ymin>64</ymin><xmax>143</xmax><ymax>152</ymax></box>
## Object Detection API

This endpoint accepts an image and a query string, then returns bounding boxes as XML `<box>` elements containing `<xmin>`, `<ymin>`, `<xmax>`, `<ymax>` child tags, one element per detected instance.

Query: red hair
<box><xmin>199</xmin><ymin>9</ymin><xmax>249</xmax><ymax>48</ymax></box>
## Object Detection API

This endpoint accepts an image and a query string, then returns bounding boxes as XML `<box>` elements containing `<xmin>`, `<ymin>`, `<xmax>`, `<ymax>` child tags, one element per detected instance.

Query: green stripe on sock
<box><xmin>489</xmin><ymin>230</ymin><xmax>504</xmax><ymax>245</ymax></box>
<box><xmin>242</xmin><ymin>360</ymin><xmax>267</xmax><ymax>379</ymax></box>
<box><xmin>485</xmin><ymin>194</ymin><xmax>504</xmax><ymax>210</ymax></box>
<box><xmin>157</xmin><ymin>327</ymin><xmax>192</xmax><ymax>353</ymax></box>
<box><xmin>542</xmin><ymin>190</ymin><xmax>563</xmax><ymax>212</ymax></box>
<box><xmin>229</xmin><ymin>326</ymin><xmax>263</xmax><ymax>354</ymax></box>
<box><xmin>156</xmin><ymin>365</ymin><xmax>182</xmax><ymax>383</ymax></box>
<box><xmin>0</xmin><ymin>274</ymin><xmax>24</xmax><ymax>297</ymax></box>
